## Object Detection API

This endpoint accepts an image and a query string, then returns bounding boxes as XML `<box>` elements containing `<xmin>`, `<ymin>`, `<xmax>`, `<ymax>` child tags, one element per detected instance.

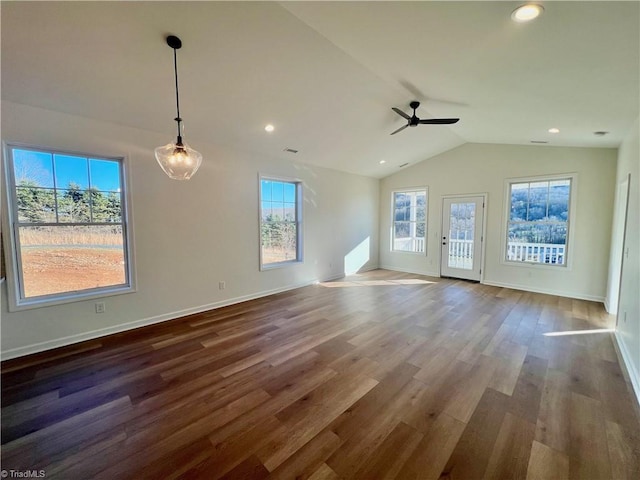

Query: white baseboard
<box><xmin>482</xmin><ymin>279</ymin><xmax>605</xmax><ymax>303</ymax></box>
<box><xmin>604</xmin><ymin>297</ymin><xmax>612</xmax><ymax>313</ymax></box>
<box><xmin>379</xmin><ymin>264</ymin><xmax>440</xmax><ymax>278</ymax></box>
<box><xmin>1</xmin><ymin>275</ymin><xmax>340</xmax><ymax>361</ymax></box>
<box><xmin>354</xmin><ymin>264</ymin><xmax>380</xmax><ymax>275</ymax></box>
<box><xmin>613</xmin><ymin>331</ymin><xmax>640</xmax><ymax>407</ymax></box>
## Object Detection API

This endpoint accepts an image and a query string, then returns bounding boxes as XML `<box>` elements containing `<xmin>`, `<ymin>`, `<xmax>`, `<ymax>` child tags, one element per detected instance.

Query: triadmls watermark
<box><xmin>1</xmin><ymin>470</ymin><xmax>46</xmax><ymax>479</ymax></box>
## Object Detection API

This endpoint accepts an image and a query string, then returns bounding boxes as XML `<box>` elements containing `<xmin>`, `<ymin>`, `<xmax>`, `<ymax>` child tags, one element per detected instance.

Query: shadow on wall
<box><xmin>344</xmin><ymin>237</ymin><xmax>370</xmax><ymax>275</ymax></box>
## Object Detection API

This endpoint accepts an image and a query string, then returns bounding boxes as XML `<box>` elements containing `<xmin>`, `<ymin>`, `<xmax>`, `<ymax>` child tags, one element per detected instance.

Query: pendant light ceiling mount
<box><xmin>154</xmin><ymin>34</ymin><xmax>203</xmax><ymax>181</ymax></box>
<box><xmin>166</xmin><ymin>35</ymin><xmax>182</xmax><ymax>50</ymax></box>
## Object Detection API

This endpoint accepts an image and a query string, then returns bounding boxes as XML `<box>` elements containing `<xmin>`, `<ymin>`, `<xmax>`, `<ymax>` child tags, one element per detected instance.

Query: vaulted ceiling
<box><xmin>2</xmin><ymin>1</ymin><xmax>638</xmax><ymax>178</ymax></box>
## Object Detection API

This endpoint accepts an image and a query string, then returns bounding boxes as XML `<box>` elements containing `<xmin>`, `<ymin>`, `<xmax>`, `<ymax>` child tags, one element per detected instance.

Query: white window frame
<box><xmin>1</xmin><ymin>142</ymin><xmax>136</xmax><ymax>311</ymax></box>
<box><xmin>258</xmin><ymin>175</ymin><xmax>303</xmax><ymax>270</ymax></box>
<box><xmin>391</xmin><ymin>187</ymin><xmax>428</xmax><ymax>255</ymax></box>
<box><xmin>502</xmin><ymin>173</ymin><xmax>577</xmax><ymax>270</ymax></box>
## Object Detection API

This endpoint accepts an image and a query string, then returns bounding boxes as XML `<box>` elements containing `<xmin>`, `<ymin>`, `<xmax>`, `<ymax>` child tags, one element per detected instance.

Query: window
<box><xmin>506</xmin><ymin>176</ymin><xmax>572</xmax><ymax>266</ymax></box>
<box><xmin>259</xmin><ymin>177</ymin><xmax>302</xmax><ymax>268</ymax></box>
<box><xmin>392</xmin><ymin>189</ymin><xmax>427</xmax><ymax>253</ymax></box>
<box><xmin>3</xmin><ymin>145</ymin><xmax>134</xmax><ymax>309</ymax></box>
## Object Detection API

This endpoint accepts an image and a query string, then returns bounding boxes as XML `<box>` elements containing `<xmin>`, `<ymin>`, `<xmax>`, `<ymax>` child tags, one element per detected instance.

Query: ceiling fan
<box><xmin>391</xmin><ymin>101</ymin><xmax>459</xmax><ymax>135</ymax></box>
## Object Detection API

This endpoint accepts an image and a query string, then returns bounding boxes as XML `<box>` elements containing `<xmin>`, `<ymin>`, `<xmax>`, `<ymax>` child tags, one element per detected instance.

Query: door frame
<box><xmin>611</xmin><ymin>174</ymin><xmax>631</xmax><ymax>322</ymax></box>
<box><xmin>440</xmin><ymin>193</ymin><xmax>488</xmax><ymax>282</ymax></box>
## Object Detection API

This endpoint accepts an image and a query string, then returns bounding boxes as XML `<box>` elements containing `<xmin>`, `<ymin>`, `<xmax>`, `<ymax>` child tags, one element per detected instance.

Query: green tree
<box><xmin>58</xmin><ymin>182</ymin><xmax>90</xmax><ymax>222</ymax></box>
<box><xmin>16</xmin><ymin>180</ymin><xmax>55</xmax><ymax>223</ymax></box>
<box><xmin>86</xmin><ymin>187</ymin><xmax>108</xmax><ymax>222</ymax></box>
<box><xmin>104</xmin><ymin>192</ymin><xmax>122</xmax><ymax>222</ymax></box>
<box><xmin>262</xmin><ymin>214</ymin><xmax>297</xmax><ymax>260</ymax></box>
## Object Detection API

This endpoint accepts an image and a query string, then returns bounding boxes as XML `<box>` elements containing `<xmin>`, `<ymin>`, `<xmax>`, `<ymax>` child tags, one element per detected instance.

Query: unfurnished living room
<box><xmin>1</xmin><ymin>1</ymin><xmax>639</xmax><ymax>479</ymax></box>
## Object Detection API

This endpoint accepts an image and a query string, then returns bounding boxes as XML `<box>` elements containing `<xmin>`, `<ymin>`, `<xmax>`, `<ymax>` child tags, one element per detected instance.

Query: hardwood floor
<box><xmin>1</xmin><ymin>269</ymin><xmax>639</xmax><ymax>479</ymax></box>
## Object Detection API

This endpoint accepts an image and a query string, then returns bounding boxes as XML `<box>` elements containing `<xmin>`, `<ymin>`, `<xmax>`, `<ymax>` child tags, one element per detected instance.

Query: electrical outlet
<box><xmin>219</xmin><ymin>281</ymin><xmax>226</xmax><ymax>290</ymax></box>
<box><xmin>95</xmin><ymin>302</ymin><xmax>105</xmax><ymax>314</ymax></box>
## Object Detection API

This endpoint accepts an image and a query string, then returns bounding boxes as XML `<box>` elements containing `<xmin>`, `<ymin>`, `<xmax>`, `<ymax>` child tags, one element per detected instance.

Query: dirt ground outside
<box><xmin>261</xmin><ymin>246</ymin><xmax>297</xmax><ymax>265</ymax></box>
<box><xmin>21</xmin><ymin>247</ymin><xmax>125</xmax><ymax>298</ymax></box>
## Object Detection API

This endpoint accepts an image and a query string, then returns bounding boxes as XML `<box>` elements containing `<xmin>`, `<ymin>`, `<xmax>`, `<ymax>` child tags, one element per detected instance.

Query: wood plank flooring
<box><xmin>2</xmin><ymin>269</ymin><xmax>639</xmax><ymax>479</ymax></box>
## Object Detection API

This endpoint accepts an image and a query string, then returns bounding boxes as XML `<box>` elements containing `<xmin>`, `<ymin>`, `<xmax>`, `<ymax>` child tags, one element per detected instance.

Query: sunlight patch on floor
<box><xmin>319</xmin><ymin>279</ymin><xmax>436</xmax><ymax>288</ymax></box>
<box><xmin>543</xmin><ymin>328</ymin><xmax>614</xmax><ymax>337</ymax></box>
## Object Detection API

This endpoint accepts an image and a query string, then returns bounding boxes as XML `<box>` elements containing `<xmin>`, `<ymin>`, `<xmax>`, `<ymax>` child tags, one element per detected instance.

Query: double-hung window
<box><xmin>2</xmin><ymin>144</ymin><xmax>134</xmax><ymax>309</ymax></box>
<box><xmin>392</xmin><ymin>189</ymin><xmax>427</xmax><ymax>253</ymax></box>
<box><xmin>259</xmin><ymin>176</ymin><xmax>302</xmax><ymax>268</ymax></box>
<box><xmin>506</xmin><ymin>176</ymin><xmax>573</xmax><ymax>266</ymax></box>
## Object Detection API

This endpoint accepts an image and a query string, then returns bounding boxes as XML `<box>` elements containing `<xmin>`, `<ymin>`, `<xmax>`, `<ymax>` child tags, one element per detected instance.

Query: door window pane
<box><xmin>447</xmin><ymin>202</ymin><xmax>475</xmax><ymax>270</ymax></box>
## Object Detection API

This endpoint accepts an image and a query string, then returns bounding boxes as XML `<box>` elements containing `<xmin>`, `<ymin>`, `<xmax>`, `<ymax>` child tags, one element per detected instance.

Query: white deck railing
<box><xmin>393</xmin><ymin>237</ymin><xmax>425</xmax><ymax>253</ymax></box>
<box><xmin>393</xmin><ymin>238</ymin><xmax>565</xmax><ymax>265</ymax></box>
<box><xmin>506</xmin><ymin>241</ymin><xmax>565</xmax><ymax>265</ymax></box>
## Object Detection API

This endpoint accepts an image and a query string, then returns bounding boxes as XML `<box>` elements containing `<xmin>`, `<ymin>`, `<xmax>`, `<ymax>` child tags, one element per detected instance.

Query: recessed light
<box><xmin>548</xmin><ymin>128</ymin><xmax>560</xmax><ymax>134</ymax></box>
<box><xmin>379</xmin><ymin>160</ymin><xmax>386</xmax><ymax>164</ymax></box>
<box><xmin>511</xmin><ymin>4</ymin><xmax>544</xmax><ymax>23</ymax></box>
<box><xmin>264</xmin><ymin>124</ymin><xmax>275</xmax><ymax>133</ymax></box>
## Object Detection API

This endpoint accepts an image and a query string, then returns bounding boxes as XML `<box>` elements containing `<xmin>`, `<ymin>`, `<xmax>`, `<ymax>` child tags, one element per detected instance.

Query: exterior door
<box><xmin>441</xmin><ymin>196</ymin><xmax>485</xmax><ymax>281</ymax></box>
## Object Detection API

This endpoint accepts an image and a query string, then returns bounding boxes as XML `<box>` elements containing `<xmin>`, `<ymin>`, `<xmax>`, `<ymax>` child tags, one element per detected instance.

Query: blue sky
<box><xmin>13</xmin><ymin>148</ymin><xmax>121</xmax><ymax>192</ymax></box>
<box><xmin>261</xmin><ymin>179</ymin><xmax>296</xmax><ymax>204</ymax></box>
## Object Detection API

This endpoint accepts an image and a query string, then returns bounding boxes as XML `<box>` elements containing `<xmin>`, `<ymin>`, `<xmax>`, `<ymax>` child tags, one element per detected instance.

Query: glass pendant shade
<box><xmin>156</xmin><ymin>35</ymin><xmax>202</xmax><ymax>180</ymax></box>
<box><xmin>155</xmin><ymin>141</ymin><xmax>203</xmax><ymax>181</ymax></box>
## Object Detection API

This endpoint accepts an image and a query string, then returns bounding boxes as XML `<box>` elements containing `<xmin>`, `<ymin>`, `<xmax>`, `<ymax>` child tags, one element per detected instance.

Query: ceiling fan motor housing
<box><xmin>409</xmin><ymin>101</ymin><xmax>421</xmax><ymax>126</ymax></box>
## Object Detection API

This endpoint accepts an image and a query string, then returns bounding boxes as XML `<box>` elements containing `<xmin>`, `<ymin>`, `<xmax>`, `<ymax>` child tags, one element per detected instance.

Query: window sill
<box><xmin>391</xmin><ymin>250</ymin><xmax>426</xmax><ymax>256</ymax></box>
<box><xmin>501</xmin><ymin>259</ymin><xmax>570</xmax><ymax>271</ymax></box>
<box><xmin>260</xmin><ymin>260</ymin><xmax>303</xmax><ymax>271</ymax></box>
<box><xmin>7</xmin><ymin>284</ymin><xmax>136</xmax><ymax>312</ymax></box>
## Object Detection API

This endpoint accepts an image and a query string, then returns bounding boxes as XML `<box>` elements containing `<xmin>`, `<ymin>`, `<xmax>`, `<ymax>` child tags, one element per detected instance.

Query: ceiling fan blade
<box><xmin>390</xmin><ymin>124</ymin><xmax>409</xmax><ymax>135</ymax></box>
<box><xmin>392</xmin><ymin>108</ymin><xmax>411</xmax><ymax>120</ymax></box>
<box><xmin>418</xmin><ymin>118</ymin><xmax>460</xmax><ymax>124</ymax></box>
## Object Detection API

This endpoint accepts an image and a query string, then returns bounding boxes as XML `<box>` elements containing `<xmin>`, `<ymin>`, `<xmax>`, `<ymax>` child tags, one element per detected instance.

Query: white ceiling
<box><xmin>2</xmin><ymin>1</ymin><xmax>638</xmax><ymax>178</ymax></box>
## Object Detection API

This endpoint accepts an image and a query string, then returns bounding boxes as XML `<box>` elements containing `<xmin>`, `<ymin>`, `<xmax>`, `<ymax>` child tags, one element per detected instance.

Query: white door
<box><xmin>607</xmin><ymin>174</ymin><xmax>630</xmax><ymax>318</ymax></box>
<box><xmin>441</xmin><ymin>196</ymin><xmax>485</xmax><ymax>281</ymax></box>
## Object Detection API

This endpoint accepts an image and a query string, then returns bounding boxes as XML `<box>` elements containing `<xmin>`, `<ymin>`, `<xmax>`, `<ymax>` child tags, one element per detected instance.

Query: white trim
<box><xmin>0</xmin><ymin>275</ymin><xmax>335</xmax><ymax>361</ymax></box>
<box><xmin>390</xmin><ymin>187</ymin><xmax>428</xmax><ymax>255</ymax></box>
<box><xmin>610</xmin><ymin>174</ymin><xmax>632</xmax><ymax>320</ymax></box>
<box><xmin>613</xmin><ymin>331</ymin><xmax>640</xmax><ymax>407</ymax></box>
<box><xmin>351</xmin><ymin>264</ymin><xmax>380</xmax><ymax>275</ymax></box>
<box><xmin>258</xmin><ymin>174</ymin><xmax>303</xmax><ymax>270</ymax></box>
<box><xmin>604</xmin><ymin>297</ymin><xmax>613</xmax><ymax>314</ymax></box>
<box><xmin>1</xmin><ymin>142</ymin><xmax>137</xmax><ymax>311</ymax></box>
<box><xmin>439</xmin><ymin>193</ymin><xmax>487</xmax><ymax>282</ymax></box>
<box><xmin>379</xmin><ymin>263</ymin><xmax>440</xmax><ymax>278</ymax></box>
<box><xmin>482</xmin><ymin>279</ymin><xmax>605</xmax><ymax>303</ymax></box>
<box><xmin>501</xmin><ymin>173</ymin><xmax>577</xmax><ymax>271</ymax></box>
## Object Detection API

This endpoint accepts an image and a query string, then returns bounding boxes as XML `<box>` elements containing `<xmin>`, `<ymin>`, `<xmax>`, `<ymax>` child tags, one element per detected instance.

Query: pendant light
<box><xmin>155</xmin><ymin>35</ymin><xmax>202</xmax><ymax>180</ymax></box>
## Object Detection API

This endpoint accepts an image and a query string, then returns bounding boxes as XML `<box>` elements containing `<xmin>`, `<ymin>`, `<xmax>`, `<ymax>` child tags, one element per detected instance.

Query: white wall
<box><xmin>611</xmin><ymin>117</ymin><xmax>640</xmax><ymax>400</ymax></box>
<box><xmin>0</xmin><ymin>101</ymin><xmax>379</xmax><ymax>358</ymax></box>
<box><xmin>380</xmin><ymin>143</ymin><xmax>617</xmax><ymax>302</ymax></box>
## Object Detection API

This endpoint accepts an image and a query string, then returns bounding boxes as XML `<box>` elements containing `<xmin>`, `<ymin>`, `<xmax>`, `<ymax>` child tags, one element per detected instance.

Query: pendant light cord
<box><xmin>173</xmin><ymin>47</ymin><xmax>183</xmax><ymax>143</ymax></box>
